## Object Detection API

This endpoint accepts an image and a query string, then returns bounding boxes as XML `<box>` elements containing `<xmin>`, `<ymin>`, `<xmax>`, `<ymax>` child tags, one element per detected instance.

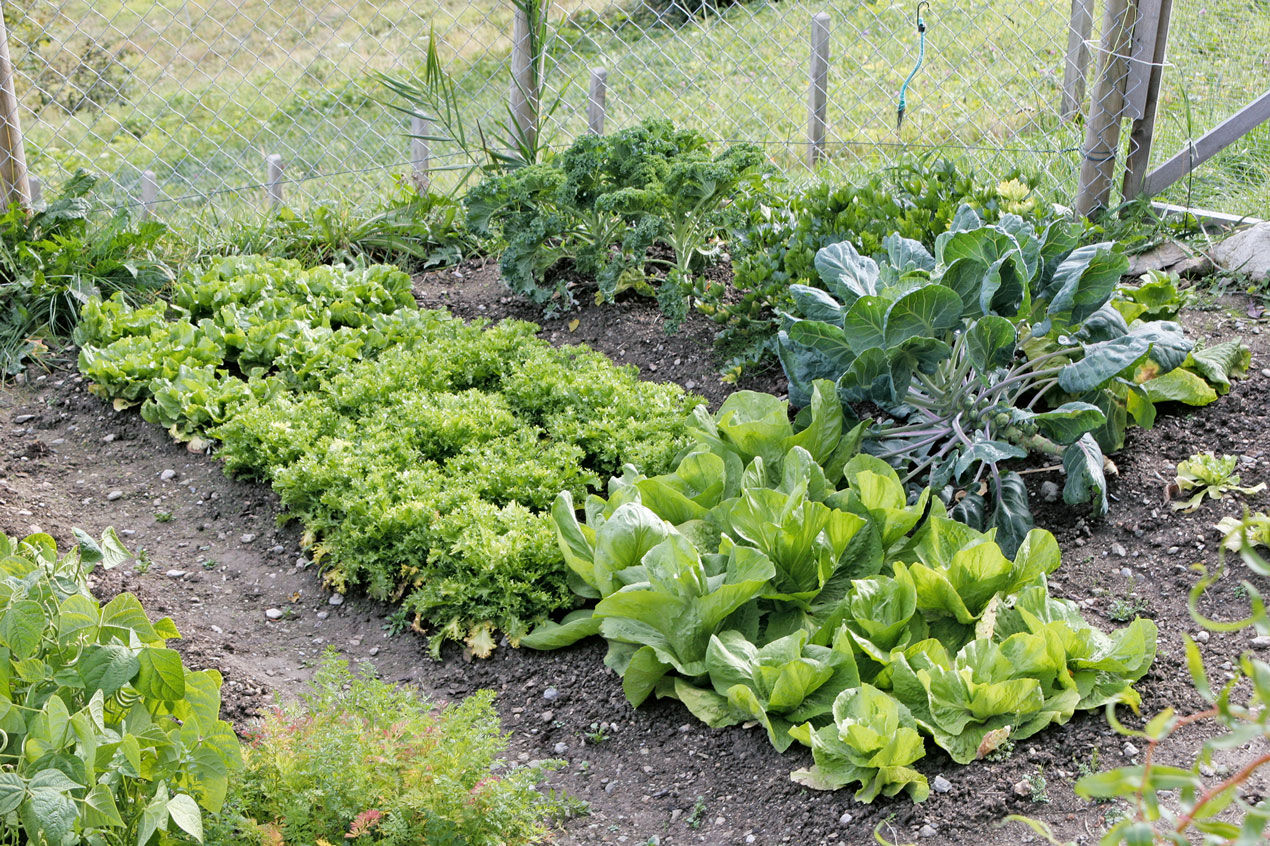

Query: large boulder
<box><xmin>1214</xmin><ymin>221</ymin><xmax>1270</xmax><ymax>281</ymax></box>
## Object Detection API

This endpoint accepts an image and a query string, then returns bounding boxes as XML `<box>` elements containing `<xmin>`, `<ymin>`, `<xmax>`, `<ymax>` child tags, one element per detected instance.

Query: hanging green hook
<box><xmin>896</xmin><ymin>1</ymin><xmax>929</xmax><ymax>133</ymax></box>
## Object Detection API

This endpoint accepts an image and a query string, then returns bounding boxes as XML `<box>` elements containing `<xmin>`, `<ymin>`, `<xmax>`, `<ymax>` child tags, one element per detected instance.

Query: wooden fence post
<box><xmin>266</xmin><ymin>154</ymin><xmax>284</xmax><ymax>209</ymax></box>
<box><xmin>509</xmin><ymin>5</ymin><xmax>539</xmax><ymax>152</ymax></box>
<box><xmin>587</xmin><ymin>68</ymin><xmax>607</xmax><ymax>136</ymax></box>
<box><xmin>1060</xmin><ymin>0</ymin><xmax>1095</xmax><ymax>120</ymax></box>
<box><xmin>1142</xmin><ymin>88</ymin><xmax>1270</xmax><ymax>198</ymax></box>
<box><xmin>1122</xmin><ymin>0</ymin><xmax>1173</xmax><ymax>201</ymax></box>
<box><xmin>807</xmin><ymin>12</ymin><xmax>830</xmax><ymax>166</ymax></box>
<box><xmin>0</xmin><ymin>8</ymin><xmax>31</xmax><ymax>211</ymax></box>
<box><xmin>410</xmin><ymin>115</ymin><xmax>430</xmax><ymax>193</ymax></box>
<box><xmin>140</xmin><ymin>169</ymin><xmax>158</xmax><ymax>218</ymax></box>
<box><xmin>1075</xmin><ymin>0</ymin><xmax>1137</xmax><ymax>218</ymax></box>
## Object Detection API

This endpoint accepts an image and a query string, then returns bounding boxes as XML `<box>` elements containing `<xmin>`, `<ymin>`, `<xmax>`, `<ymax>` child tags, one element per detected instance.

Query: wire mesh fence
<box><xmin>4</xmin><ymin>0</ymin><xmax>1267</xmax><ymax>220</ymax></box>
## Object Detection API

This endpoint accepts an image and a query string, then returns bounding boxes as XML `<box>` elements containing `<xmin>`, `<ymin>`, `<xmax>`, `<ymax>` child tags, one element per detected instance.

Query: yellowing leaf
<box><xmin>568</xmin><ymin>319</ymin><xmax>580</xmax><ymax>332</ymax></box>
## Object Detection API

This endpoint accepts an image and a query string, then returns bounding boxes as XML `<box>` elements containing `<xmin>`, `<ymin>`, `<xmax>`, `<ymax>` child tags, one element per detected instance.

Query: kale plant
<box><xmin>466</xmin><ymin>119</ymin><xmax>763</xmax><ymax>322</ymax></box>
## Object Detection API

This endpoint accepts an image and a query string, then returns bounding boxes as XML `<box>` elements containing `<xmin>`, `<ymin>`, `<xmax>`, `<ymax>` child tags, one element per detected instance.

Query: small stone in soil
<box><xmin>839</xmin><ymin>813</ymin><xmax>853</xmax><ymax>826</ymax></box>
<box><xmin>932</xmin><ymin>774</ymin><xmax>952</xmax><ymax>793</ymax></box>
<box><xmin>14</xmin><ymin>414</ymin><xmax>35</xmax><ymax>423</ymax></box>
<box><xmin>553</xmin><ymin>742</ymin><xmax>568</xmax><ymax>754</ymax></box>
<box><xmin>540</xmin><ymin>710</ymin><xmax>554</xmax><ymax>722</ymax></box>
<box><xmin>316</xmin><ymin>611</ymin><xmax>329</xmax><ymax>620</ymax></box>
<box><xmin>160</xmin><ymin>469</ymin><xmax>177</xmax><ymax>481</ymax></box>
<box><xmin>165</xmin><ymin>570</ymin><xmax>186</xmax><ymax>579</ymax></box>
<box><xmin>1196</xmin><ymin>630</ymin><xmax>1210</xmax><ymax>644</ymax></box>
<box><xmin>919</xmin><ymin>825</ymin><xmax>938</xmax><ymax>838</ymax></box>
<box><xmin>106</xmin><ymin>490</ymin><xmax>124</xmax><ymax>501</ymax></box>
<box><xmin>265</xmin><ymin>608</ymin><xmax>284</xmax><ymax>620</ymax></box>
<box><xmin>1112</xmin><ymin>542</ymin><xmax>1127</xmax><ymax>557</ymax></box>
<box><xmin>1252</xmin><ymin>636</ymin><xmax>1270</xmax><ymax>649</ymax></box>
<box><xmin>1120</xmin><ymin>567</ymin><xmax>1132</xmax><ymax>579</ymax></box>
<box><xmin>1040</xmin><ymin>481</ymin><xmax>1059</xmax><ymax>503</ymax></box>
<box><xmin>1123</xmin><ymin>742</ymin><xmax>1139</xmax><ymax>757</ymax></box>
<box><xmin>103</xmin><ymin>434</ymin><xmax>116</xmax><ymax>443</ymax></box>
<box><xmin>369</xmin><ymin>646</ymin><xmax>380</xmax><ymax>657</ymax></box>
<box><xmin>241</xmin><ymin>533</ymin><xmax>256</xmax><ymax>543</ymax></box>
<box><xmin>543</xmin><ymin>687</ymin><xmax>560</xmax><ymax>701</ymax></box>
<box><xmin>328</xmin><ymin>593</ymin><xmax>344</xmax><ymax>606</ymax></box>
<box><xmin>270</xmin><ymin>545</ymin><xmax>285</xmax><ymax>554</ymax></box>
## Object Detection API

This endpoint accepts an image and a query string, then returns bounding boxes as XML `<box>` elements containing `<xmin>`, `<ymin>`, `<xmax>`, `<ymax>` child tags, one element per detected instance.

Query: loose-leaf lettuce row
<box><xmin>76</xmin><ymin>256</ymin><xmax>700</xmax><ymax>651</ymax></box>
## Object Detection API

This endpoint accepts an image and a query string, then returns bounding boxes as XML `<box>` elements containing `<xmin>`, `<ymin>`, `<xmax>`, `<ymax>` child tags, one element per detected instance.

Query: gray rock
<box><xmin>265</xmin><ymin>608</ymin><xmax>284</xmax><ymax>620</ymax></box>
<box><xmin>1214</xmin><ymin>221</ymin><xmax>1270</xmax><ymax>281</ymax></box>
<box><xmin>543</xmin><ymin>687</ymin><xmax>560</xmax><ymax>702</ymax></box>
<box><xmin>165</xmin><ymin>569</ymin><xmax>186</xmax><ymax>579</ymax></box>
<box><xmin>1195</xmin><ymin>630</ymin><xmax>1210</xmax><ymax>644</ymax></box>
<box><xmin>932</xmin><ymin>774</ymin><xmax>952</xmax><ymax>793</ymax></box>
<box><xmin>604</xmin><ymin>780</ymin><xmax>617</xmax><ymax>794</ymax></box>
<box><xmin>1252</xmin><ymin>635</ymin><xmax>1270</xmax><ymax>649</ymax></box>
<box><xmin>540</xmin><ymin>710</ymin><xmax>554</xmax><ymax>723</ymax></box>
<box><xmin>368</xmin><ymin>646</ymin><xmax>380</xmax><ymax>657</ymax></box>
<box><xmin>102</xmin><ymin>433</ymin><xmax>116</xmax><ymax>443</ymax></box>
<box><xmin>160</xmin><ymin>469</ymin><xmax>177</xmax><ymax>481</ymax></box>
<box><xmin>240</xmin><ymin>533</ymin><xmax>256</xmax><ymax>544</ymax></box>
<box><xmin>1040</xmin><ymin>481</ymin><xmax>1060</xmax><ymax>503</ymax></box>
<box><xmin>328</xmin><ymin>593</ymin><xmax>344</xmax><ymax>606</ymax></box>
<box><xmin>919</xmin><ymin>824</ymin><xmax>938</xmax><ymax>838</ymax></box>
<box><xmin>1112</xmin><ymin>542</ymin><xmax>1127</xmax><ymax>558</ymax></box>
<box><xmin>1120</xmin><ymin>567</ymin><xmax>1133</xmax><ymax>579</ymax></box>
<box><xmin>1123</xmin><ymin>742</ymin><xmax>1139</xmax><ymax>757</ymax></box>
<box><xmin>106</xmin><ymin>490</ymin><xmax>124</xmax><ymax>501</ymax></box>
<box><xmin>839</xmin><ymin>812</ymin><xmax>853</xmax><ymax>826</ymax></box>
<box><xmin>553</xmin><ymin>742</ymin><xmax>568</xmax><ymax>755</ymax></box>
<box><xmin>13</xmin><ymin>414</ymin><xmax>35</xmax><ymax>424</ymax></box>
<box><xmin>316</xmin><ymin>611</ymin><xmax>329</xmax><ymax>620</ymax></box>
<box><xmin>270</xmin><ymin>544</ymin><xmax>285</xmax><ymax>554</ymax></box>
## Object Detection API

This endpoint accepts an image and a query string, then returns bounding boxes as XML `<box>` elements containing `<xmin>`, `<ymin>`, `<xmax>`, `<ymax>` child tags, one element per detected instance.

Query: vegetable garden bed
<box><xmin>4</xmin><ymin>270</ymin><xmax>1270</xmax><ymax>845</ymax></box>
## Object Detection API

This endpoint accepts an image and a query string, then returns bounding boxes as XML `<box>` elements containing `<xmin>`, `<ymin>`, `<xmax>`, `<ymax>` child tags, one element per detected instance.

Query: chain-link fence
<box><xmin>5</xmin><ymin>0</ymin><xmax>1267</xmax><ymax>219</ymax></box>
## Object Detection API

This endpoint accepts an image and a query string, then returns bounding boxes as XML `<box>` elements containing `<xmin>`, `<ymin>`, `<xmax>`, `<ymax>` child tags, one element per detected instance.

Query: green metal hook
<box><xmin>896</xmin><ymin>1</ymin><xmax>929</xmax><ymax>132</ymax></box>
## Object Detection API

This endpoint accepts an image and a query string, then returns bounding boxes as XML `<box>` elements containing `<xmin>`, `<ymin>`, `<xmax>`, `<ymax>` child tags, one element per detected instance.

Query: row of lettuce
<box><xmin>67</xmin><ymin>235</ymin><xmax>1215</xmax><ymax>806</ymax></box>
<box><xmin>76</xmin><ymin>257</ymin><xmax>696</xmax><ymax>655</ymax></box>
<box><xmin>0</xmin><ymin>530</ymin><xmax>566</xmax><ymax>845</ymax></box>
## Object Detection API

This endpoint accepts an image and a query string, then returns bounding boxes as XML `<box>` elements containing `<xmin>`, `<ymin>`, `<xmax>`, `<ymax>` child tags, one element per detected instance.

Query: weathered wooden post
<box><xmin>140</xmin><ymin>169</ymin><xmax>158</xmax><ymax>218</ymax></box>
<box><xmin>587</xmin><ymin>68</ymin><xmax>607</xmax><ymax>136</ymax></box>
<box><xmin>266</xmin><ymin>154</ymin><xmax>285</xmax><ymax>209</ymax></box>
<box><xmin>1075</xmin><ymin>0</ymin><xmax>1137</xmax><ymax>217</ymax></box>
<box><xmin>410</xmin><ymin>115</ymin><xmax>431</xmax><ymax>193</ymax></box>
<box><xmin>509</xmin><ymin>4</ymin><xmax>540</xmax><ymax>152</ymax></box>
<box><xmin>807</xmin><ymin>12</ymin><xmax>830</xmax><ymax>166</ymax></box>
<box><xmin>0</xmin><ymin>5</ymin><xmax>31</xmax><ymax>211</ymax></box>
<box><xmin>1060</xmin><ymin>0</ymin><xmax>1095</xmax><ymax>120</ymax></box>
<box><xmin>1122</xmin><ymin>0</ymin><xmax>1173</xmax><ymax>201</ymax></box>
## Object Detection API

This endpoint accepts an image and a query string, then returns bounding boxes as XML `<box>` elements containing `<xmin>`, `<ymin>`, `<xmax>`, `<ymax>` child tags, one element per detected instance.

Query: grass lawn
<box><xmin>13</xmin><ymin>0</ymin><xmax>1268</xmax><ymax>218</ymax></box>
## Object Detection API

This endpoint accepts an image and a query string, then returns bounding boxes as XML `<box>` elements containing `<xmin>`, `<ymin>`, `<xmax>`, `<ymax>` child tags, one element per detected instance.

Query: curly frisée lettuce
<box><xmin>523</xmin><ymin>381</ymin><xmax>1157</xmax><ymax>800</ymax></box>
<box><xmin>74</xmin><ymin>256</ymin><xmax>699</xmax><ymax>652</ymax></box>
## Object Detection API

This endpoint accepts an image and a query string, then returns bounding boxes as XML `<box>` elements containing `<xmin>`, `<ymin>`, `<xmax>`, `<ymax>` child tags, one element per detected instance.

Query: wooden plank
<box><xmin>1143</xmin><ymin>88</ymin><xmax>1270</xmax><ymax>197</ymax></box>
<box><xmin>1151</xmin><ymin>201</ymin><xmax>1265</xmax><ymax>228</ymax></box>
<box><xmin>1076</xmin><ymin>0</ymin><xmax>1137</xmax><ymax>217</ymax></box>
<box><xmin>1061</xmin><ymin>0</ymin><xmax>1096</xmax><ymax>120</ymax></box>
<box><xmin>587</xmin><ymin>68</ymin><xmax>607</xmax><ymax>136</ymax></box>
<box><xmin>1123</xmin><ymin>0</ymin><xmax>1164</xmax><ymax>120</ymax></box>
<box><xmin>1122</xmin><ymin>0</ymin><xmax>1172</xmax><ymax>199</ymax></box>
<box><xmin>0</xmin><ymin>8</ymin><xmax>31</xmax><ymax>210</ymax></box>
<box><xmin>807</xmin><ymin>12</ymin><xmax>830</xmax><ymax>166</ymax></box>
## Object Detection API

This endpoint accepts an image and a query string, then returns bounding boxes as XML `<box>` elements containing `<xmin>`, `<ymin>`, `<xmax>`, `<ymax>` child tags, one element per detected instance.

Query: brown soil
<box><xmin>3</xmin><ymin>272</ymin><xmax>1270</xmax><ymax>846</ymax></box>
